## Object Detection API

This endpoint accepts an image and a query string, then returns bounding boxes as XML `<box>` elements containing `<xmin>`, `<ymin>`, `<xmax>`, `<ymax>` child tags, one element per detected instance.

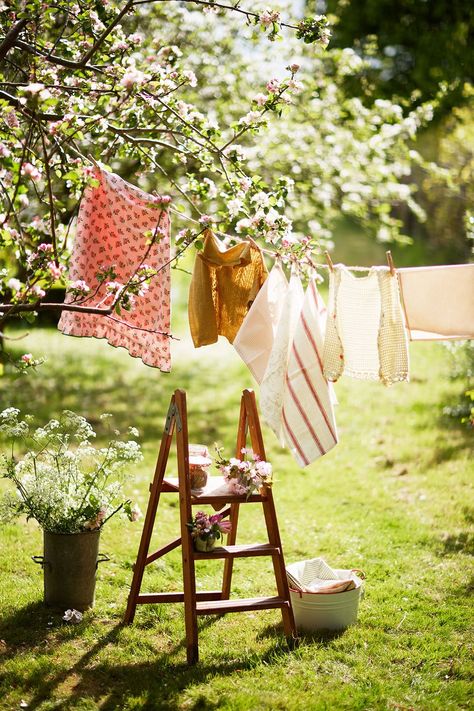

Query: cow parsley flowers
<box><xmin>0</xmin><ymin>409</ymin><xmax>142</xmax><ymax>533</ymax></box>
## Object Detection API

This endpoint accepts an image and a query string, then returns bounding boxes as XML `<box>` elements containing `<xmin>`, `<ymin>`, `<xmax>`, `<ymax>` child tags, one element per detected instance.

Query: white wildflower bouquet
<box><xmin>0</xmin><ymin>408</ymin><xmax>142</xmax><ymax>534</ymax></box>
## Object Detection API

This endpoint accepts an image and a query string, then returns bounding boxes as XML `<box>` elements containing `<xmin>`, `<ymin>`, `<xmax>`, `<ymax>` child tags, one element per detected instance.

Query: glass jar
<box><xmin>188</xmin><ymin>444</ymin><xmax>212</xmax><ymax>491</ymax></box>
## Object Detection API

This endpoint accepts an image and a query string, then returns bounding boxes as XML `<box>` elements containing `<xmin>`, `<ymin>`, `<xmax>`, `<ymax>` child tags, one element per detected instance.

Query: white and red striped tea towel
<box><xmin>282</xmin><ymin>279</ymin><xmax>338</xmax><ymax>467</ymax></box>
<box><xmin>234</xmin><ymin>262</ymin><xmax>288</xmax><ymax>383</ymax></box>
<box><xmin>260</xmin><ymin>272</ymin><xmax>305</xmax><ymax>443</ymax></box>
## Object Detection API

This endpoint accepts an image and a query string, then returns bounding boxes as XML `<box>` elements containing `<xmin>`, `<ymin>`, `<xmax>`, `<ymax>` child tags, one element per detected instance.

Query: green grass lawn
<box><xmin>0</xmin><ymin>326</ymin><xmax>472</xmax><ymax>710</ymax></box>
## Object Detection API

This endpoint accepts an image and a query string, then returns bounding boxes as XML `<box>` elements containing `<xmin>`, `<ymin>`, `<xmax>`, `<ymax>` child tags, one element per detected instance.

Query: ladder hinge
<box><xmin>164</xmin><ymin>403</ymin><xmax>182</xmax><ymax>433</ymax></box>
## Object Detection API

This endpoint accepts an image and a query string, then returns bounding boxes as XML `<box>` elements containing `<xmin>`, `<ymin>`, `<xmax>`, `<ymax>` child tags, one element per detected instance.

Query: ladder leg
<box><xmin>222</xmin><ymin>392</ymin><xmax>248</xmax><ymax>600</ymax></box>
<box><xmin>221</xmin><ymin>502</ymin><xmax>240</xmax><ymax>599</ymax></box>
<box><xmin>175</xmin><ymin>390</ymin><xmax>199</xmax><ymax>665</ymax></box>
<box><xmin>262</xmin><ymin>489</ymin><xmax>296</xmax><ymax>640</ymax></box>
<box><xmin>241</xmin><ymin>389</ymin><xmax>296</xmax><ymax>641</ymax></box>
<box><xmin>124</xmin><ymin>398</ymin><xmax>175</xmax><ymax>624</ymax></box>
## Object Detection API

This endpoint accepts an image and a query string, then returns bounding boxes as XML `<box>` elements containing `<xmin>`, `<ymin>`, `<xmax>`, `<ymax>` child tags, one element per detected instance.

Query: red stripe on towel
<box><xmin>281</xmin><ymin>407</ymin><xmax>309</xmax><ymax>466</ymax></box>
<box><xmin>292</xmin><ymin>342</ymin><xmax>337</xmax><ymax>444</ymax></box>
<box><xmin>285</xmin><ymin>376</ymin><xmax>325</xmax><ymax>456</ymax></box>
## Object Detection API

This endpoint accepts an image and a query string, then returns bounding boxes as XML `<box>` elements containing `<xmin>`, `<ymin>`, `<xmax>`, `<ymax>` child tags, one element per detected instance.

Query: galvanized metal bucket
<box><xmin>32</xmin><ymin>530</ymin><xmax>109</xmax><ymax>610</ymax></box>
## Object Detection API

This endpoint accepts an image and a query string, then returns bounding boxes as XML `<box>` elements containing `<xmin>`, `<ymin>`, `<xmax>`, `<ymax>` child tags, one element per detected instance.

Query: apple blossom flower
<box><xmin>70</xmin><ymin>279</ymin><xmax>90</xmax><ymax>295</ymax></box>
<box><xmin>31</xmin><ymin>285</ymin><xmax>46</xmax><ymax>298</ymax></box>
<box><xmin>7</xmin><ymin>278</ymin><xmax>22</xmax><ymax>292</ymax></box>
<box><xmin>227</xmin><ymin>198</ymin><xmax>243</xmax><ymax>217</ymax></box>
<box><xmin>239</xmin><ymin>110</ymin><xmax>263</xmax><ymax>126</ymax></box>
<box><xmin>259</xmin><ymin>9</ymin><xmax>280</xmax><ymax>27</ymax></box>
<box><xmin>21</xmin><ymin>162</ymin><xmax>42</xmax><ymax>181</ymax></box>
<box><xmin>23</xmin><ymin>83</ymin><xmax>45</xmax><ymax>95</ymax></box>
<box><xmin>253</xmin><ymin>93</ymin><xmax>268</xmax><ymax>107</ymax></box>
<box><xmin>266</xmin><ymin>78</ymin><xmax>280</xmax><ymax>94</ymax></box>
<box><xmin>48</xmin><ymin>262</ymin><xmax>64</xmax><ymax>280</ymax></box>
<box><xmin>129</xmin><ymin>504</ymin><xmax>142</xmax><ymax>522</ymax></box>
<box><xmin>0</xmin><ymin>143</ymin><xmax>11</xmax><ymax>158</ymax></box>
<box><xmin>288</xmin><ymin>63</ymin><xmax>300</xmax><ymax>73</ymax></box>
<box><xmin>199</xmin><ymin>214</ymin><xmax>214</xmax><ymax>225</ymax></box>
<box><xmin>105</xmin><ymin>281</ymin><xmax>124</xmax><ymax>295</ymax></box>
<box><xmin>202</xmin><ymin>178</ymin><xmax>218</xmax><ymax>199</ymax></box>
<box><xmin>183</xmin><ymin>70</ymin><xmax>197</xmax><ymax>87</ymax></box>
<box><xmin>235</xmin><ymin>218</ymin><xmax>251</xmax><ymax>233</ymax></box>
<box><xmin>238</xmin><ymin>177</ymin><xmax>252</xmax><ymax>192</ymax></box>
<box><xmin>288</xmin><ymin>79</ymin><xmax>304</xmax><ymax>94</ymax></box>
<box><xmin>251</xmin><ymin>191</ymin><xmax>270</xmax><ymax>208</ymax></box>
<box><xmin>120</xmin><ymin>69</ymin><xmax>146</xmax><ymax>90</ymax></box>
<box><xmin>21</xmin><ymin>353</ymin><xmax>33</xmax><ymax>364</ymax></box>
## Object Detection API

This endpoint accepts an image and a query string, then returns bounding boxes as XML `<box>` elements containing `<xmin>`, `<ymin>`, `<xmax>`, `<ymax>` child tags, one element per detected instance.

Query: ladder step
<box><xmin>196</xmin><ymin>596</ymin><xmax>289</xmax><ymax>615</ymax></box>
<box><xmin>193</xmin><ymin>543</ymin><xmax>279</xmax><ymax>559</ymax></box>
<box><xmin>136</xmin><ymin>591</ymin><xmax>222</xmax><ymax>604</ymax></box>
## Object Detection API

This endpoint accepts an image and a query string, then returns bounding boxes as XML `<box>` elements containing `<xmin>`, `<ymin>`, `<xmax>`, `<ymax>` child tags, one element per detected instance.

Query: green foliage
<box><xmin>326</xmin><ymin>0</ymin><xmax>474</xmax><ymax>115</ymax></box>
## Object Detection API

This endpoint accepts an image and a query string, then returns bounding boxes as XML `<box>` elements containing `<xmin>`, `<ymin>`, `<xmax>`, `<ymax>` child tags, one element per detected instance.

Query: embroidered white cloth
<box><xmin>233</xmin><ymin>263</ymin><xmax>288</xmax><ymax>383</ymax></box>
<box><xmin>281</xmin><ymin>280</ymin><xmax>338</xmax><ymax>467</ymax></box>
<box><xmin>260</xmin><ymin>272</ymin><xmax>305</xmax><ymax>443</ymax></box>
<box><xmin>398</xmin><ymin>264</ymin><xmax>474</xmax><ymax>340</ymax></box>
<box><xmin>323</xmin><ymin>265</ymin><xmax>409</xmax><ymax>386</ymax></box>
<box><xmin>59</xmin><ymin>168</ymin><xmax>171</xmax><ymax>370</ymax></box>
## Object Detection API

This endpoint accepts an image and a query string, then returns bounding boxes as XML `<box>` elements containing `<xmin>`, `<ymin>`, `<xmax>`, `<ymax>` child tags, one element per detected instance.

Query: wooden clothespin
<box><xmin>386</xmin><ymin>250</ymin><xmax>396</xmax><ymax>276</ymax></box>
<box><xmin>324</xmin><ymin>250</ymin><xmax>334</xmax><ymax>273</ymax></box>
<box><xmin>87</xmin><ymin>153</ymin><xmax>101</xmax><ymax>169</ymax></box>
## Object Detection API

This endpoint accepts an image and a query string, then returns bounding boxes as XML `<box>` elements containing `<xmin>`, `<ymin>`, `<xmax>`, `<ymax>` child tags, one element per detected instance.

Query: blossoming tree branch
<box><xmin>0</xmin><ymin>1</ymin><xmax>433</xmax><ymax>368</ymax></box>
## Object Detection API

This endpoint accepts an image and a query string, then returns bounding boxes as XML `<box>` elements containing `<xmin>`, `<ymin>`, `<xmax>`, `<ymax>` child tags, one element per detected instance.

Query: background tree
<box><xmin>0</xmin><ymin>1</ymin><xmax>436</xmax><ymax>369</ymax></box>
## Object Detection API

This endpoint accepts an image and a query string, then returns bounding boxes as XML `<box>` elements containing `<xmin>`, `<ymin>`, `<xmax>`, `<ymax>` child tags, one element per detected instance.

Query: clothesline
<box><xmin>168</xmin><ymin>206</ymin><xmax>379</xmax><ymax>273</ymax></box>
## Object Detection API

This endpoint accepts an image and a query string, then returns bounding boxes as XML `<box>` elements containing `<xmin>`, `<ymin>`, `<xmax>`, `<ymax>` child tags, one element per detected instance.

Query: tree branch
<box><xmin>0</xmin><ymin>19</ymin><xmax>27</xmax><ymax>62</ymax></box>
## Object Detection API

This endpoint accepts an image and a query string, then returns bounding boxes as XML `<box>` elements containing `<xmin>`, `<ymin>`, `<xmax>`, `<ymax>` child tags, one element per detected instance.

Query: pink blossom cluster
<box><xmin>187</xmin><ymin>511</ymin><xmax>232</xmax><ymax>540</ymax></box>
<box><xmin>217</xmin><ymin>447</ymin><xmax>273</xmax><ymax>498</ymax></box>
<box><xmin>21</xmin><ymin>162</ymin><xmax>42</xmax><ymax>181</ymax></box>
<box><xmin>259</xmin><ymin>9</ymin><xmax>281</xmax><ymax>27</ymax></box>
<box><xmin>84</xmin><ymin>506</ymin><xmax>108</xmax><ymax>530</ymax></box>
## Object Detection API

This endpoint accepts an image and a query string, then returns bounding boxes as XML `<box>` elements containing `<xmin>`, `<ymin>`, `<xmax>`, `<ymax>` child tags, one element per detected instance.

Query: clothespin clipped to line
<box><xmin>87</xmin><ymin>154</ymin><xmax>101</xmax><ymax>169</ymax></box>
<box><xmin>386</xmin><ymin>250</ymin><xmax>396</xmax><ymax>276</ymax></box>
<box><xmin>324</xmin><ymin>250</ymin><xmax>334</xmax><ymax>273</ymax></box>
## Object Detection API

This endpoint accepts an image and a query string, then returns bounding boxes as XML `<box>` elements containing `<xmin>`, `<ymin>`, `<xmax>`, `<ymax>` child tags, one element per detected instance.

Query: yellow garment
<box><xmin>188</xmin><ymin>230</ymin><xmax>268</xmax><ymax>347</ymax></box>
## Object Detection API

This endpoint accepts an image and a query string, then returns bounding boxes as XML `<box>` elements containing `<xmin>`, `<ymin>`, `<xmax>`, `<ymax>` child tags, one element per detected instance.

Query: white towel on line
<box><xmin>282</xmin><ymin>279</ymin><xmax>338</xmax><ymax>467</ymax></box>
<box><xmin>398</xmin><ymin>264</ymin><xmax>474</xmax><ymax>340</ymax></box>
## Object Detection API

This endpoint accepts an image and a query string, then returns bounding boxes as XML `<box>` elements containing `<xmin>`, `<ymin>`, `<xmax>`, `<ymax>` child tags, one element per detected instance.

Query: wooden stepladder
<box><xmin>124</xmin><ymin>388</ymin><xmax>296</xmax><ymax>664</ymax></box>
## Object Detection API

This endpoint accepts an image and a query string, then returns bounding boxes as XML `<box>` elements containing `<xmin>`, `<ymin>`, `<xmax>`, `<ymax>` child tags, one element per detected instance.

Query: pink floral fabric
<box><xmin>58</xmin><ymin>168</ymin><xmax>171</xmax><ymax>370</ymax></box>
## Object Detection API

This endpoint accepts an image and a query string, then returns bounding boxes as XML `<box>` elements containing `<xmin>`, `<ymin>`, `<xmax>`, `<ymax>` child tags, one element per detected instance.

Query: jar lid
<box><xmin>189</xmin><ymin>455</ymin><xmax>212</xmax><ymax>466</ymax></box>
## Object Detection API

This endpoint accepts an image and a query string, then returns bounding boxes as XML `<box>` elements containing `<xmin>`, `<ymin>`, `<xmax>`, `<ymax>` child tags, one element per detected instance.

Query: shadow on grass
<box><xmin>0</xmin><ymin>600</ymin><xmax>87</xmax><ymax>656</ymax></box>
<box><xmin>439</xmin><ymin>532</ymin><xmax>474</xmax><ymax>557</ymax></box>
<box><xmin>0</xmin><ymin>602</ymin><xmax>296</xmax><ymax>710</ymax></box>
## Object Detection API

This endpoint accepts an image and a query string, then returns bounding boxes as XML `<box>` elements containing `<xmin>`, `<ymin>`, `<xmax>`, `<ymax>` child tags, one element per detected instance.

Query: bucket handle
<box><xmin>351</xmin><ymin>568</ymin><xmax>366</xmax><ymax>580</ymax></box>
<box><xmin>96</xmin><ymin>553</ymin><xmax>110</xmax><ymax>569</ymax></box>
<box><xmin>31</xmin><ymin>555</ymin><xmax>51</xmax><ymax>569</ymax></box>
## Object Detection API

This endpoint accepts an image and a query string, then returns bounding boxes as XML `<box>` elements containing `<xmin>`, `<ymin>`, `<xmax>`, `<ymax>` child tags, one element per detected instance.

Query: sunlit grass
<box><xmin>0</xmin><ymin>326</ymin><xmax>472</xmax><ymax>710</ymax></box>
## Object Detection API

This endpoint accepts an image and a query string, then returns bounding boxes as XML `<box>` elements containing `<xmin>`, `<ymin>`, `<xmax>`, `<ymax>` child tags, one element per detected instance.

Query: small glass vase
<box><xmin>194</xmin><ymin>535</ymin><xmax>217</xmax><ymax>553</ymax></box>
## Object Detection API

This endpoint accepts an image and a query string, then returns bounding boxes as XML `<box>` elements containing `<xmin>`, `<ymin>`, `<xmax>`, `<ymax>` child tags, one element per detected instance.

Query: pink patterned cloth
<box><xmin>58</xmin><ymin>168</ymin><xmax>171</xmax><ymax>370</ymax></box>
